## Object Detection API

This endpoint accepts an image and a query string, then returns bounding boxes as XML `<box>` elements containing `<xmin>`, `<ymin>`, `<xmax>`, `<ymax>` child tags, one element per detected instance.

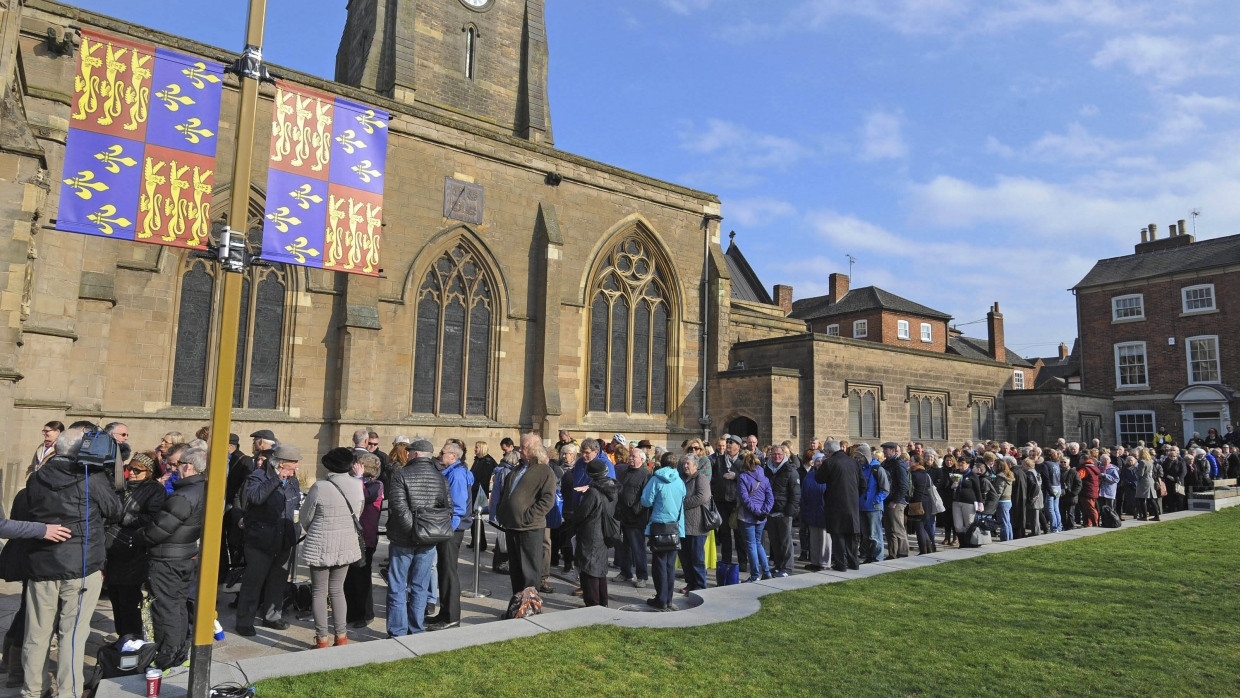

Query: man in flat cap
<box><xmin>235</xmin><ymin>442</ymin><xmax>301</xmax><ymax>636</ymax></box>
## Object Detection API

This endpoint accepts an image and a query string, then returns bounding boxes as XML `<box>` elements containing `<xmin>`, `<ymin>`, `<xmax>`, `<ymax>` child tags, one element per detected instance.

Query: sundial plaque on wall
<box><xmin>443</xmin><ymin>177</ymin><xmax>484</xmax><ymax>224</ymax></box>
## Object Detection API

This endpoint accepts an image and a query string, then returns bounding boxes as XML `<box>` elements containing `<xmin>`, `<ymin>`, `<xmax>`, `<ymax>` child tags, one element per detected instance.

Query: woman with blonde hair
<box><xmin>993</xmin><ymin>458</ymin><xmax>1015</xmax><ymax>541</ymax></box>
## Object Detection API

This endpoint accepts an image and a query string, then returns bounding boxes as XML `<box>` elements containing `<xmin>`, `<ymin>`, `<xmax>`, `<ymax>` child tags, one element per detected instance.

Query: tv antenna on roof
<box><xmin>846</xmin><ymin>253</ymin><xmax>856</xmax><ymax>279</ymax></box>
<box><xmin>1190</xmin><ymin>208</ymin><xmax>1201</xmax><ymax>236</ymax></box>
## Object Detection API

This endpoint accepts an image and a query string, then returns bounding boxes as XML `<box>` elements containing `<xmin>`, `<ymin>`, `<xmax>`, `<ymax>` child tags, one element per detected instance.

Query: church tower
<box><xmin>336</xmin><ymin>0</ymin><xmax>552</xmax><ymax>144</ymax></box>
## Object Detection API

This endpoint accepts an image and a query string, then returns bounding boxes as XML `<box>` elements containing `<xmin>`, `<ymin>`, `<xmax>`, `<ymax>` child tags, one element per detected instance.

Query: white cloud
<box><xmin>859</xmin><ymin>111</ymin><xmax>907</xmax><ymax>161</ymax></box>
<box><xmin>1091</xmin><ymin>33</ymin><xmax>1236</xmax><ymax>85</ymax></box>
<box><xmin>723</xmin><ymin>197</ymin><xmax>797</xmax><ymax>227</ymax></box>
<box><xmin>1078</xmin><ymin>104</ymin><xmax>1100</xmax><ymax>117</ymax></box>
<box><xmin>678</xmin><ymin>119</ymin><xmax>809</xmax><ymax>169</ymax></box>
<box><xmin>1026</xmin><ymin>123</ymin><xmax>1121</xmax><ymax>162</ymax></box>
<box><xmin>985</xmin><ymin>136</ymin><xmax>1015</xmax><ymax>158</ymax></box>
<box><xmin>661</xmin><ymin>0</ymin><xmax>716</xmax><ymax>15</ymax></box>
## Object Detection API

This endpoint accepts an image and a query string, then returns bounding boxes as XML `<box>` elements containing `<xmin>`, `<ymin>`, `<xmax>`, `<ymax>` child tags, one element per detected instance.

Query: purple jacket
<box><xmin>737</xmin><ymin>469</ymin><xmax>773</xmax><ymax>524</ymax></box>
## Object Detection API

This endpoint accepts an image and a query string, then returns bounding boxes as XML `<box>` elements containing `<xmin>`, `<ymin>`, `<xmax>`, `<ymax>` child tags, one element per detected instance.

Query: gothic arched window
<box><xmin>909</xmin><ymin>393</ymin><xmax>946</xmax><ymax>441</ymax></box>
<box><xmin>171</xmin><ymin>260</ymin><xmax>287</xmax><ymax>408</ymax></box>
<box><xmin>412</xmin><ymin>244</ymin><xmax>494</xmax><ymax>416</ymax></box>
<box><xmin>848</xmin><ymin>386</ymin><xmax>879</xmax><ymax>439</ymax></box>
<box><xmin>588</xmin><ymin>235</ymin><xmax>671</xmax><ymax>415</ymax></box>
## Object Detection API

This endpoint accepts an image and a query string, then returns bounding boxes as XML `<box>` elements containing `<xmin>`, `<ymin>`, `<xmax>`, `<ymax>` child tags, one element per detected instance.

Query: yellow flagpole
<box><xmin>188</xmin><ymin>0</ymin><xmax>267</xmax><ymax>695</ymax></box>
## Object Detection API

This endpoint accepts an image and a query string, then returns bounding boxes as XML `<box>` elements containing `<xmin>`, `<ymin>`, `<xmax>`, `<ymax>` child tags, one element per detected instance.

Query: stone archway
<box><xmin>727</xmin><ymin>416</ymin><xmax>759</xmax><ymax>439</ymax></box>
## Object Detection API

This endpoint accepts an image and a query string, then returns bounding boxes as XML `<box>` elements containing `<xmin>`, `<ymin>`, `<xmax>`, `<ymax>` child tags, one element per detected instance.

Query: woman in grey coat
<box><xmin>679</xmin><ymin>454</ymin><xmax>712</xmax><ymax>593</ymax></box>
<box><xmin>1134</xmin><ymin>450</ymin><xmax>1160</xmax><ymax>521</ymax></box>
<box><xmin>300</xmin><ymin>447</ymin><xmax>364</xmax><ymax>648</ymax></box>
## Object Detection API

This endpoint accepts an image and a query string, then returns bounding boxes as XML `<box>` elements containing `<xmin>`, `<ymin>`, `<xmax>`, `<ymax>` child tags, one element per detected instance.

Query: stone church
<box><xmin>0</xmin><ymin>0</ymin><xmax>1104</xmax><ymax>506</ymax></box>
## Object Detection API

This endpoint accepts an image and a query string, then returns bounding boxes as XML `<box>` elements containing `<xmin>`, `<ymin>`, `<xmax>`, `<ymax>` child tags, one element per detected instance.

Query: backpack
<box><xmin>503</xmin><ymin>586</ymin><xmax>543</xmax><ymax>619</ymax></box>
<box><xmin>1100</xmin><ymin>505</ymin><xmax>1122</xmax><ymax>529</ymax></box>
<box><xmin>546</xmin><ymin>488</ymin><xmax>564</xmax><ymax>528</ymax></box>
<box><xmin>601</xmin><ymin>510</ymin><xmax>622</xmax><ymax>548</ymax></box>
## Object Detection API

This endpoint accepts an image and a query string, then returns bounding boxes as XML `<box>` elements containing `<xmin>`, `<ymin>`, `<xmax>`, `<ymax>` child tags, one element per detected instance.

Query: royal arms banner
<box><xmin>57</xmin><ymin>30</ymin><xmax>223</xmax><ymax>249</ymax></box>
<box><xmin>260</xmin><ymin>82</ymin><xmax>389</xmax><ymax>276</ymax></box>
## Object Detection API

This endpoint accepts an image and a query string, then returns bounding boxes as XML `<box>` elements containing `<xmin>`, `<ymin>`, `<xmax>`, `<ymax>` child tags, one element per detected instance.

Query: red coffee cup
<box><xmin>146</xmin><ymin>667</ymin><xmax>162</xmax><ymax>697</ymax></box>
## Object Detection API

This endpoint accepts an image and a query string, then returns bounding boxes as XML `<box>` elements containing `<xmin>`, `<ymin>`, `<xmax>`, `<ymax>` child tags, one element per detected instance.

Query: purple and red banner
<box><xmin>57</xmin><ymin>30</ymin><xmax>223</xmax><ymax>249</ymax></box>
<box><xmin>260</xmin><ymin>82</ymin><xmax>388</xmax><ymax>276</ymax></box>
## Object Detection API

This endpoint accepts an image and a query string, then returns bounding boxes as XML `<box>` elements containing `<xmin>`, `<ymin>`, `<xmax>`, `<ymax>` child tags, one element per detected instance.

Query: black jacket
<box><xmin>616</xmin><ymin>465</ymin><xmax>652</xmax><ymax>527</ymax></box>
<box><xmin>471</xmin><ymin>453</ymin><xmax>498</xmax><ymax>503</ymax></box>
<box><xmin>1060</xmin><ymin>465</ymin><xmax>1083</xmax><ymax>503</ymax></box>
<box><xmin>882</xmin><ymin>456</ymin><xmax>909</xmax><ymax>505</ymax></box>
<box><xmin>561</xmin><ymin>476</ymin><xmax>618</xmax><ymax>578</ymax></box>
<box><xmin>144</xmin><ymin>473</ymin><xmax>206</xmax><ymax>561</ymax></box>
<box><xmin>386</xmin><ymin>456</ymin><xmax>452</xmax><ymax>548</ymax></box>
<box><xmin>23</xmin><ymin>455</ymin><xmax>122</xmax><ymax>582</ymax></box>
<box><xmin>815</xmin><ymin>450</ymin><xmax>863</xmax><ymax>534</ymax></box>
<box><xmin>105</xmin><ymin>478</ymin><xmax>167</xmax><ymax>584</ymax></box>
<box><xmin>710</xmin><ymin>452</ymin><xmax>742</xmax><ymax>504</ymax></box>
<box><xmin>225</xmin><ymin>453</ymin><xmax>255</xmax><ymax>511</ymax></box>
<box><xmin>242</xmin><ymin>460</ymin><xmax>301</xmax><ymax>555</ymax></box>
<box><xmin>766</xmin><ymin>460</ymin><xmax>801</xmax><ymax>518</ymax></box>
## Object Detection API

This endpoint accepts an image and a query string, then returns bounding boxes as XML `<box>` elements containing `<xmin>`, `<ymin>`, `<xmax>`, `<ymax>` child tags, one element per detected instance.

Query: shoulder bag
<box><xmin>702</xmin><ymin>497</ymin><xmax>723</xmax><ymax>531</ymax></box>
<box><xmin>326</xmin><ymin>478</ymin><xmax>368</xmax><ymax>568</ymax></box>
<box><xmin>648</xmin><ymin>491</ymin><xmax>683</xmax><ymax>552</ymax></box>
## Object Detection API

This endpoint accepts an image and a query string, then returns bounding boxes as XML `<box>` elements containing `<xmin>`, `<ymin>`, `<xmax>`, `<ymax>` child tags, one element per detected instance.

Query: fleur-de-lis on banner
<box><xmin>351</xmin><ymin>160</ymin><xmax>381</xmax><ymax>184</ymax></box>
<box><xmin>288</xmin><ymin>183</ymin><xmax>323</xmax><ymax>210</ymax></box>
<box><xmin>63</xmin><ymin>170</ymin><xmax>109</xmax><ymax>200</ymax></box>
<box><xmin>88</xmin><ymin>204</ymin><xmax>132</xmax><ymax>235</ymax></box>
<box><xmin>174</xmin><ymin>117</ymin><xmax>215</xmax><ymax>144</ymax></box>
<box><xmin>180</xmin><ymin>62</ymin><xmax>221</xmax><ymax>90</ymax></box>
<box><xmin>334</xmin><ymin>129</ymin><xmax>365</xmax><ymax>154</ymax></box>
<box><xmin>355</xmin><ymin>109</ymin><xmax>385</xmax><ymax>135</ymax></box>
<box><xmin>155</xmin><ymin>83</ymin><xmax>195</xmax><ymax>111</ymax></box>
<box><xmin>93</xmin><ymin>144</ymin><xmax>138</xmax><ymax>174</ymax></box>
<box><xmin>284</xmin><ymin>236</ymin><xmax>321</xmax><ymax>264</ymax></box>
<box><xmin>266</xmin><ymin>206</ymin><xmax>302</xmax><ymax>233</ymax></box>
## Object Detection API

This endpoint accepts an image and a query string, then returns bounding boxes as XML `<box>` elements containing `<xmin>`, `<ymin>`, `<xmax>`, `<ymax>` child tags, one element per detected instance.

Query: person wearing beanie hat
<box><xmin>856</xmin><ymin>443</ymin><xmax>888</xmax><ymax>563</ymax></box>
<box><xmin>560</xmin><ymin>457</ymin><xmax>618</xmax><ymax>607</ymax></box>
<box><xmin>300</xmin><ymin>447</ymin><xmax>365</xmax><ymax>647</ymax></box>
<box><xmin>106</xmin><ymin>451</ymin><xmax>168</xmax><ymax>639</ymax></box>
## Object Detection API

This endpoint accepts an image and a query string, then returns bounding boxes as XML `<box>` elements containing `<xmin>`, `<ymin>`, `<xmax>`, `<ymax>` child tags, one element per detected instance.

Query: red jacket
<box><xmin>1078</xmin><ymin>464</ymin><xmax>1101</xmax><ymax>499</ymax></box>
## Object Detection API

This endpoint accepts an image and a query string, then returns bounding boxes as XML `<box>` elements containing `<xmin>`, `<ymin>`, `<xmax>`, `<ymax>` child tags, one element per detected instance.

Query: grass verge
<box><xmin>258</xmin><ymin>510</ymin><xmax>1240</xmax><ymax>696</ymax></box>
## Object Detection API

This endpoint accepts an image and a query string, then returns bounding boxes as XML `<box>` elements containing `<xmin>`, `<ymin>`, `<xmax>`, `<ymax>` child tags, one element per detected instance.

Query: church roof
<box><xmin>790</xmin><ymin>286</ymin><xmax>952</xmax><ymax>322</ymax></box>
<box><xmin>1073</xmin><ymin>233</ymin><xmax>1240</xmax><ymax>289</ymax></box>
<box><xmin>725</xmin><ymin>238</ymin><xmax>773</xmax><ymax>305</ymax></box>
<box><xmin>948</xmin><ymin>336</ymin><xmax>1033</xmax><ymax>367</ymax></box>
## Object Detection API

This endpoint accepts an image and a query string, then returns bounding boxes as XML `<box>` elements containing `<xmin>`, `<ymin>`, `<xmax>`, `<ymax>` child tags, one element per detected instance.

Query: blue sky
<box><xmin>72</xmin><ymin>0</ymin><xmax>1240</xmax><ymax>356</ymax></box>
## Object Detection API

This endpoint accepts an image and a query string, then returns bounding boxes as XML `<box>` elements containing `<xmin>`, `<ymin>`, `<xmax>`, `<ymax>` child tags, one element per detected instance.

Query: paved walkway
<box><xmin>85</xmin><ymin>509</ymin><xmax>1202</xmax><ymax>697</ymax></box>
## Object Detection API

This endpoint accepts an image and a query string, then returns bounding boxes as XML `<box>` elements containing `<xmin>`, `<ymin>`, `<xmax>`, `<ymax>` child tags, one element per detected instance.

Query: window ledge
<box><xmin>1111</xmin><ymin>316</ymin><xmax>1146</xmax><ymax>324</ymax></box>
<box><xmin>1180</xmin><ymin>308</ymin><xmax>1219</xmax><ymax>317</ymax></box>
<box><xmin>1115</xmin><ymin>385</ymin><xmax>1150</xmax><ymax>392</ymax></box>
<box><xmin>920</xmin><ymin>338</ymin><xmax>933</xmax><ymax>343</ymax></box>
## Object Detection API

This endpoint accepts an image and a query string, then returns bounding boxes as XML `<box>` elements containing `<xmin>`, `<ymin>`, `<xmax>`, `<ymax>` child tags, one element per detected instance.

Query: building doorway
<box><xmin>726</xmin><ymin>416</ymin><xmax>758</xmax><ymax>440</ymax></box>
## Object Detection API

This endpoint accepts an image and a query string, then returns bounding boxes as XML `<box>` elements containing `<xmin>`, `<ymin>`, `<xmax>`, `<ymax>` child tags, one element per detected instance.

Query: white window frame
<box><xmin>1186</xmin><ymin>335</ymin><xmax>1221</xmax><ymax>384</ymax></box>
<box><xmin>853</xmin><ymin>319</ymin><xmax>868</xmax><ymax>338</ymax></box>
<box><xmin>920</xmin><ymin>322</ymin><xmax>932</xmax><ymax>343</ymax></box>
<box><xmin>897</xmin><ymin>320</ymin><xmax>910</xmax><ymax>340</ymax></box>
<box><xmin>1115</xmin><ymin>410</ymin><xmax>1156</xmax><ymax>448</ymax></box>
<box><xmin>1111</xmin><ymin>293</ymin><xmax>1145</xmax><ymax>322</ymax></box>
<box><xmin>1181</xmin><ymin>284</ymin><xmax>1216</xmax><ymax>314</ymax></box>
<box><xmin>1013</xmin><ymin>370</ymin><xmax>1025</xmax><ymax>389</ymax></box>
<box><xmin>825</xmin><ymin>324</ymin><xmax>840</xmax><ymax>337</ymax></box>
<box><xmin>1114</xmin><ymin>341</ymin><xmax>1149</xmax><ymax>389</ymax></box>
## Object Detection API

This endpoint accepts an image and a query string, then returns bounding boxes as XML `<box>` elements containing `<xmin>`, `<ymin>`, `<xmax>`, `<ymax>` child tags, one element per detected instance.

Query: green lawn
<box><xmin>258</xmin><ymin>510</ymin><xmax>1240</xmax><ymax>696</ymax></box>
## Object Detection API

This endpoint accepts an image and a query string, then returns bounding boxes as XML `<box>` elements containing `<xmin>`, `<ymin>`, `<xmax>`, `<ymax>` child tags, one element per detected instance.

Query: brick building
<box><xmin>0</xmin><ymin>0</ymin><xmax>725</xmax><ymax>502</ymax></box>
<box><xmin>1074</xmin><ymin>222</ymin><xmax>1240</xmax><ymax>446</ymax></box>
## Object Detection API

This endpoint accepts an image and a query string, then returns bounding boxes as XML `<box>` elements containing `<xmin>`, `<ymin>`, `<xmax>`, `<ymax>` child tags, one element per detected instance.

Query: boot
<box><xmin>334</xmin><ymin>634</ymin><xmax>348</xmax><ymax>646</ymax></box>
<box><xmin>314</xmin><ymin>637</ymin><xmax>331</xmax><ymax>649</ymax></box>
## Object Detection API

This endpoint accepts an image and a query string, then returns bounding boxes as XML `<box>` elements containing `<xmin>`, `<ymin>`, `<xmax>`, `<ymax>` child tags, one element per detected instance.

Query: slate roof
<box><xmin>1073</xmin><ymin>233</ymin><xmax>1240</xmax><ymax>289</ymax></box>
<box><xmin>790</xmin><ymin>286</ymin><xmax>953</xmax><ymax>321</ymax></box>
<box><xmin>724</xmin><ymin>239</ymin><xmax>773</xmax><ymax>304</ymax></box>
<box><xmin>948</xmin><ymin>336</ymin><xmax>1033</xmax><ymax>367</ymax></box>
<box><xmin>1031</xmin><ymin>339</ymin><xmax>1080</xmax><ymax>388</ymax></box>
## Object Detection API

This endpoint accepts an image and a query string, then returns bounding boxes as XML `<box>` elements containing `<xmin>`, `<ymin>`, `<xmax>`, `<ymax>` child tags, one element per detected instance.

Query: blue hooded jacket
<box><xmin>641</xmin><ymin>466</ymin><xmax>686</xmax><ymax>537</ymax></box>
<box><xmin>442</xmin><ymin>459</ymin><xmax>475</xmax><ymax>531</ymax></box>
<box><xmin>859</xmin><ymin>459</ymin><xmax>889</xmax><ymax>512</ymax></box>
<box><xmin>568</xmin><ymin>453</ymin><xmax>616</xmax><ymax>512</ymax></box>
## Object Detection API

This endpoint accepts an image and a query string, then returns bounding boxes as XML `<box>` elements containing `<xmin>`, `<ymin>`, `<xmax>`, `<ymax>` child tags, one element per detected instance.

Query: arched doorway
<box><xmin>727</xmin><ymin>416</ymin><xmax>758</xmax><ymax>439</ymax></box>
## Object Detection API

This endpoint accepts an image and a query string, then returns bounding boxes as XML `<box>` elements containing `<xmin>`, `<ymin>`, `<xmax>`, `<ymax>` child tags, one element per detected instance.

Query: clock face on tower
<box><xmin>459</xmin><ymin>0</ymin><xmax>493</xmax><ymax>10</ymax></box>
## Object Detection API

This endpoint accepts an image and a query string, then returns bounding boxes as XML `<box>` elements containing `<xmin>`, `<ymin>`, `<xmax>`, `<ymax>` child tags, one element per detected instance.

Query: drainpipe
<box><xmin>701</xmin><ymin>214</ymin><xmax>723</xmax><ymax>442</ymax></box>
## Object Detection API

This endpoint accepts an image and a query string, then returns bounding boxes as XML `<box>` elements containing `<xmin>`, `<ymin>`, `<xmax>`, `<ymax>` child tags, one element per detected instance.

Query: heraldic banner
<box><xmin>260</xmin><ymin>81</ymin><xmax>389</xmax><ymax>276</ymax></box>
<box><xmin>57</xmin><ymin>29</ymin><xmax>224</xmax><ymax>249</ymax></box>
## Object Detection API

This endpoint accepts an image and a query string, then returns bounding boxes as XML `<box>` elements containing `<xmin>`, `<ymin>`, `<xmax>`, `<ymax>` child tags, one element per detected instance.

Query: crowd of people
<box><xmin>3</xmin><ymin>419</ymin><xmax>1238</xmax><ymax>698</ymax></box>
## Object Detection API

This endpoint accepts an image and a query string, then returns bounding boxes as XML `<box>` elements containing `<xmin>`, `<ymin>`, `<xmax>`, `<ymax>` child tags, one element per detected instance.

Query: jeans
<box><xmin>386</xmin><ymin>543</ymin><xmax>436</xmax><ymax>636</ymax></box>
<box><xmin>739</xmin><ymin>522</ymin><xmax>770</xmax><ymax>579</ymax></box>
<box><xmin>997</xmin><ymin>500</ymin><xmax>1013</xmax><ymax>541</ymax></box>
<box><xmin>620</xmin><ymin>525</ymin><xmax>648</xmax><ymax>581</ymax></box>
<box><xmin>1046</xmin><ymin>494</ymin><xmax>1062</xmax><ymax>531</ymax></box>
<box><xmin>861</xmin><ymin>511</ymin><xmax>885</xmax><ymax>562</ymax></box>
<box><xmin>678</xmin><ymin>535</ymin><xmax>707</xmax><ymax>591</ymax></box>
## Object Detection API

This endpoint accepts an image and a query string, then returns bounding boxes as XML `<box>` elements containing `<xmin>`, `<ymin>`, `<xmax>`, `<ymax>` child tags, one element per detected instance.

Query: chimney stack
<box><xmin>773</xmin><ymin>284</ymin><xmax>793</xmax><ymax>316</ymax></box>
<box><xmin>1058</xmin><ymin>342</ymin><xmax>1069</xmax><ymax>360</ymax></box>
<box><xmin>1178</xmin><ymin>218</ymin><xmax>1187</xmax><ymax>236</ymax></box>
<box><xmin>987</xmin><ymin>302</ymin><xmax>1005</xmax><ymax>363</ymax></box>
<box><xmin>828</xmin><ymin>273</ymin><xmax>850</xmax><ymax>303</ymax></box>
<box><xmin>1148</xmin><ymin>222</ymin><xmax>1158</xmax><ymax>239</ymax></box>
<box><xmin>1140</xmin><ymin>227</ymin><xmax>1148</xmax><ymax>243</ymax></box>
<box><xmin>1169</xmin><ymin>223</ymin><xmax>1178</xmax><ymax>236</ymax></box>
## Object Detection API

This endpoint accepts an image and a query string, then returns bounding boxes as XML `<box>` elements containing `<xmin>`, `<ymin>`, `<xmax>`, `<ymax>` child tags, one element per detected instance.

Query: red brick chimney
<box><xmin>987</xmin><ymin>302</ymin><xmax>1005</xmax><ymax>363</ymax></box>
<box><xmin>828</xmin><ymin>273</ymin><xmax>849</xmax><ymax>303</ymax></box>
<box><xmin>773</xmin><ymin>284</ymin><xmax>793</xmax><ymax>315</ymax></box>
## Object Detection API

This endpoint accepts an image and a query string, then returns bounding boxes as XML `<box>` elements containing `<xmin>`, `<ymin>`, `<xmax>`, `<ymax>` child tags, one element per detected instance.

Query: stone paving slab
<box><xmin>85</xmin><ymin>509</ymin><xmax>1209</xmax><ymax>695</ymax></box>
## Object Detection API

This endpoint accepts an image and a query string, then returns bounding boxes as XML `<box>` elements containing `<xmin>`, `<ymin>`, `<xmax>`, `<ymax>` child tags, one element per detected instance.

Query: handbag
<box><xmin>648</xmin><ymin>521</ymin><xmax>680</xmax><ymax>552</ymax></box>
<box><xmin>1157</xmin><ymin>479</ymin><xmax>1167</xmax><ymax>497</ymax></box>
<box><xmin>928</xmin><ymin>485</ymin><xmax>946</xmax><ymax>516</ymax></box>
<box><xmin>907</xmin><ymin>501</ymin><xmax>925</xmax><ymax>517</ymax></box>
<box><xmin>702</xmin><ymin>498</ymin><xmax>723</xmax><ymax>531</ymax></box>
<box><xmin>412</xmin><ymin>507</ymin><xmax>455</xmax><ymax>545</ymax></box>
<box><xmin>327</xmin><ymin>478</ymin><xmax>368</xmax><ymax>568</ymax></box>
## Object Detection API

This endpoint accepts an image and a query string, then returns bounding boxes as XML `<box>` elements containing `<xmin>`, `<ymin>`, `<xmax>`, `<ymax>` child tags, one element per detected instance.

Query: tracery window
<box><xmin>972</xmin><ymin>398</ymin><xmax>995</xmax><ymax>441</ymax></box>
<box><xmin>412</xmin><ymin>244</ymin><xmax>493</xmax><ymax>416</ymax></box>
<box><xmin>171</xmin><ymin>260</ymin><xmax>287</xmax><ymax>408</ymax></box>
<box><xmin>848</xmin><ymin>386</ymin><xmax>879</xmax><ymax>439</ymax></box>
<box><xmin>588</xmin><ymin>236</ymin><xmax>670</xmax><ymax>414</ymax></box>
<box><xmin>909</xmin><ymin>392</ymin><xmax>946</xmax><ymax>441</ymax></box>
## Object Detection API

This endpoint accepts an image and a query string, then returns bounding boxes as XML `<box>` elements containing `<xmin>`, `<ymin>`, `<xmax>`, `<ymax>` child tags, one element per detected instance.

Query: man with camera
<box><xmin>21</xmin><ymin>427</ymin><xmax>123</xmax><ymax>698</ymax></box>
<box><xmin>235</xmin><ymin>443</ymin><xmax>302</xmax><ymax>637</ymax></box>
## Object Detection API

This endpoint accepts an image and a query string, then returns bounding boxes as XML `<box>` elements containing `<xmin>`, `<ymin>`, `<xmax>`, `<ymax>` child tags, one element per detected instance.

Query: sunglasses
<box><xmin>689</xmin><ymin>446</ymin><xmax>701</xmax><ymax>451</ymax></box>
